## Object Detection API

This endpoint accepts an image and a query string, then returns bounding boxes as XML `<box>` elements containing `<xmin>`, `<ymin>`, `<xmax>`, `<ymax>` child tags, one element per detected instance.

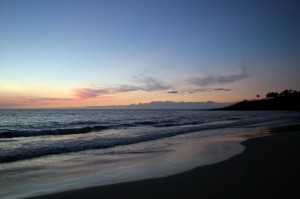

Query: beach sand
<box><xmin>28</xmin><ymin>125</ymin><xmax>300</xmax><ymax>199</ymax></box>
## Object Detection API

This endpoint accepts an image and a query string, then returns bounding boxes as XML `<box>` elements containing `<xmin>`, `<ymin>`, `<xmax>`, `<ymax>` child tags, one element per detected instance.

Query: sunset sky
<box><xmin>0</xmin><ymin>0</ymin><xmax>299</xmax><ymax>108</ymax></box>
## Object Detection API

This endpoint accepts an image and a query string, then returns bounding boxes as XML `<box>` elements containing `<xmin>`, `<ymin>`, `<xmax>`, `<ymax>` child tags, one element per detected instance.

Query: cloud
<box><xmin>72</xmin><ymin>74</ymin><xmax>238</xmax><ymax>100</ymax></box>
<box><xmin>213</xmin><ymin>88</ymin><xmax>234</xmax><ymax>91</ymax></box>
<box><xmin>114</xmin><ymin>85</ymin><xmax>140</xmax><ymax>92</ymax></box>
<box><xmin>18</xmin><ymin>97</ymin><xmax>76</xmax><ymax>103</ymax></box>
<box><xmin>187</xmin><ymin>88</ymin><xmax>235</xmax><ymax>94</ymax></box>
<box><xmin>74</xmin><ymin>75</ymin><xmax>171</xmax><ymax>99</ymax></box>
<box><xmin>0</xmin><ymin>76</ymin><xmax>172</xmax><ymax>108</ymax></box>
<box><xmin>188</xmin><ymin>67</ymin><xmax>250</xmax><ymax>86</ymax></box>
<box><xmin>132</xmin><ymin>75</ymin><xmax>170</xmax><ymax>91</ymax></box>
<box><xmin>74</xmin><ymin>88</ymin><xmax>110</xmax><ymax>99</ymax></box>
<box><xmin>0</xmin><ymin>97</ymin><xmax>80</xmax><ymax>108</ymax></box>
<box><xmin>167</xmin><ymin>90</ymin><xmax>178</xmax><ymax>94</ymax></box>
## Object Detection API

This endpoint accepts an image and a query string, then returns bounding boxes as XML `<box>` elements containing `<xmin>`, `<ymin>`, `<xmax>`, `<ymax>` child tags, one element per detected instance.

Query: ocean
<box><xmin>1</xmin><ymin>109</ymin><xmax>300</xmax><ymax>199</ymax></box>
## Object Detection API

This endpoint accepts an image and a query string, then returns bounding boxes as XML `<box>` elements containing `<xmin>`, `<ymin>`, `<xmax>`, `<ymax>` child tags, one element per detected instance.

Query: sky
<box><xmin>0</xmin><ymin>0</ymin><xmax>299</xmax><ymax>108</ymax></box>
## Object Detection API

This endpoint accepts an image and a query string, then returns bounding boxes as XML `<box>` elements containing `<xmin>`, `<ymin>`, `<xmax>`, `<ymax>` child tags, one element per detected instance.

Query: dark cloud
<box><xmin>188</xmin><ymin>67</ymin><xmax>250</xmax><ymax>86</ymax></box>
<box><xmin>187</xmin><ymin>88</ymin><xmax>235</xmax><ymax>94</ymax></box>
<box><xmin>214</xmin><ymin>88</ymin><xmax>234</xmax><ymax>91</ymax></box>
<box><xmin>167</xmin><ymin>90</ymin><xmax>178</xmax><ymax>94</ymax></box>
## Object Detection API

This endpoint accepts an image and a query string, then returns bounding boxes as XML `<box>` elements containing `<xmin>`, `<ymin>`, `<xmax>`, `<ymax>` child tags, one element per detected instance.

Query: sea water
<box><xmin>1</xmin><ymin>110</ymin><xmax>300</xmax><ymax>198</ymax></box>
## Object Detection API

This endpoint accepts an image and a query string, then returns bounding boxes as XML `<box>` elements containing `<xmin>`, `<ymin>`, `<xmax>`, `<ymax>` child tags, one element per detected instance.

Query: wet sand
<box><xmin>28</xmin><ymin>126</ymin><xmax>300</xmax><ymax>199</ymax></box>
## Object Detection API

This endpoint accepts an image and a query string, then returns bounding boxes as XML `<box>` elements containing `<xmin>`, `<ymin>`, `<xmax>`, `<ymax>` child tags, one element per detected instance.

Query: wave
<box><xmin>0</xmin><ymin>117</ymin><xmax>286</xmax><ymax>163</ymax></box>
<box><xmin>0</xmin><ymin>125</ymin><xmax>109</xmax><ymax>138</ymax></box>
<box><xmin>0</xmin><ymin>119</ymin><xmax>204</xmax><ymax>138</ymax></box>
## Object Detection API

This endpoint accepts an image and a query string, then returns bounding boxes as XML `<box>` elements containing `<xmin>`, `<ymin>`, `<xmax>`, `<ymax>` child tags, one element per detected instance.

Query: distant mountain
<box><xmin>83</xmin><ymin>101</ymin><xmax>232</xmax><ymax>110</ymax></box>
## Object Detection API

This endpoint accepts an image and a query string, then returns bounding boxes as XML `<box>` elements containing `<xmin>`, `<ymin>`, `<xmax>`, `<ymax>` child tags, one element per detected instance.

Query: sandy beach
<box><xmin>27</xmin><ymin>124</ymin><xmax>300</xmax><ymax>199</ymax></box>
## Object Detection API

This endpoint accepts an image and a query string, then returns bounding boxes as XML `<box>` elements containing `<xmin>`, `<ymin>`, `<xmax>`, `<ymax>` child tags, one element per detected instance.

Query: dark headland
<box><xmin>28</xmin><ymin>124</ymin><xmax>300</xmax><ymax>199</ymax></box>
<box><xmin>218</xmin><ymin>89</ymin><xmax>300</xmax><ymax>111</ymax></box>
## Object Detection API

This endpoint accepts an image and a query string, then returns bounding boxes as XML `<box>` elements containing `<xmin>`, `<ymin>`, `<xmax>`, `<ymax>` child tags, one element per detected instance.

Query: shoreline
<box><xmin>28</xmin><ymin>124</ymin><xmax>300</xmax><ymax>199</ymax></box>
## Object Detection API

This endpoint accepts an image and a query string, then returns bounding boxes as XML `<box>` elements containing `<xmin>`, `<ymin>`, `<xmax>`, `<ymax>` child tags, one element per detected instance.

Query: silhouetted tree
<box><xmin>266</xmin><ymin>92</ymin><xmax>279</xmax><ymax>98</ymax></box>
<box><xmin>266</xmin><ymin>90</ymin><xmax>300</xmax><ymax>99</ymax></box>
<box><xmin>279</xmin><ymin>89</ymin><xmax>300</xmax><ymax>97</ymax></box>
<box><xmin>280</xmin><ymin>89</ymin><xmax>291</xmax><ymax>97</ymax></box>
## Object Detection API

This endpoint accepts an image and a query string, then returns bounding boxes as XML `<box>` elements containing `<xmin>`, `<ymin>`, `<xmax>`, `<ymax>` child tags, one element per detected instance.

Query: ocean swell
<box><xmin>0</xmin><ymin>117</ymin><xmax>278</xmax><ymax>163</ymax></box>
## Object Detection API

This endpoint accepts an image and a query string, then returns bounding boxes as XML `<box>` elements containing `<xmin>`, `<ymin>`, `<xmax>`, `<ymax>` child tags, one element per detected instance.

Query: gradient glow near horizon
<box><xmin>0</xmin><ymin>0</ymin><xmax>299</xmax><ymax>108</ymax></box>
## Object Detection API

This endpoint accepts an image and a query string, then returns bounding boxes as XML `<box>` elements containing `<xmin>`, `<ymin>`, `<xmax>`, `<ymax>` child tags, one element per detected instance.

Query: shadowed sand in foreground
<box><xmin>28</xmin><ymin>125</ymin><xmax>300</xmax><ymax>199</ymax></box>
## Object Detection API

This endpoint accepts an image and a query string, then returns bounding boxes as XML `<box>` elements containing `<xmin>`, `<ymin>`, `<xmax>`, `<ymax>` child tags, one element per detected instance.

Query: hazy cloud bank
<box><xmin>75</xmin><ymin>69</ymin><xmax>243</xmax><ymax>99</ymax></box>
<box><xmin>3</xmin><ymin>68</ymin><xmax>248</xmax><ymax>108</ymax></box>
